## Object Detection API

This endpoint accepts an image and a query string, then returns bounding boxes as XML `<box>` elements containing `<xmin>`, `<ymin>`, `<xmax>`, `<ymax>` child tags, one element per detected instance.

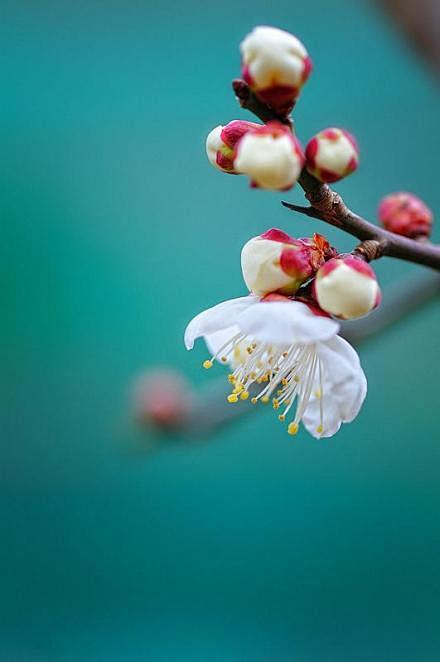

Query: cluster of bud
<box><xmin>207</xmin><ymin>120</ymin><xmax>304</xmax><ymax>190</ymax></box>
<box><xmin>241</xmin><ymin>230</ymin><xmax>380</xmax><ymax>320</ymax></box>
<box><xmin>206</xmin><ymin>120</ymin><xmax>260</xmax><ymax>174</ymax></box>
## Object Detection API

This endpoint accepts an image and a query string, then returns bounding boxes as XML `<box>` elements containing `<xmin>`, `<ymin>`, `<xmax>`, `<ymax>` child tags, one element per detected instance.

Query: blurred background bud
<box><xmin>378</xmin><ymin>192</ymin><xmax>433</xmax><ymax>238</ymax></box>
<box><xmin>131</xmin><ymin>368</ymin><xmax>193</xmax><ymax>429</ymax></box>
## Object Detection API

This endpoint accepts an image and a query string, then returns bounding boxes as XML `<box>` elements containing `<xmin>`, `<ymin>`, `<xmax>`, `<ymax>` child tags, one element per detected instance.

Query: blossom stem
<box><xmin>232</xmin><ymin>79</ymin><xmax>440</xmax><ymax>272</ymax></box>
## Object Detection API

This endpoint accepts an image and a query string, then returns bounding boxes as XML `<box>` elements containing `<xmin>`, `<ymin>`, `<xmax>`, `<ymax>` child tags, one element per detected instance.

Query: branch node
<box><xmin>353</xmin><ymin>239</ymin><xmax>386</xmax><ymax>262</ymax></box>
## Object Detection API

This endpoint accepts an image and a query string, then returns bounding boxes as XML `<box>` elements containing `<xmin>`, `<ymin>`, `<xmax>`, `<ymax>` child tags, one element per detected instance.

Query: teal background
<box><xmin>2</xmin><ymin>1</ymin><xmax>440</xmax><ymax>660</ymax></box>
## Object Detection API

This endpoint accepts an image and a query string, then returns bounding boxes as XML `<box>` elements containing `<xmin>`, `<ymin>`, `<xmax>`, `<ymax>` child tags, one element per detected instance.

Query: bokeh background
<box><xmin>2</xmin><ymin>1</ymin><xmax>440</xmax><ymax>660</ymax></box>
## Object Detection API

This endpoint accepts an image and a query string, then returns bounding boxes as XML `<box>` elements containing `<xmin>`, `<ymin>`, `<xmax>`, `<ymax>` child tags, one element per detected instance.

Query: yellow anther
<box><xmin>316</xmin><ymin>424</ymin><xmax>324</xmax><ymax>434</ymax></box>
<box><xmin>272</xmin><ymin>399</ymin><xmax>279</xmax><ymax>410</ymax></box>
<box><xmin>227</xmin><ymin>394</ymin><xmax>239</xmax><ymax>403</ymax></box>
<box><xmin>203</xmin><ymin>359</ymin><xmax>213</xmax><ymax>369</ymax></box>
<box><xmin>282</xmin><ymin>378</ymin><xmax>288</xmax><ymax>386</ymax></box>
<box><xmin>288</xmin><ymin>422</ymin><xmax>299</xmax><ymax>436</ymax></box>
<box><xmin>246</xmin><ymin>346</ymin><xmax>253</xmax><ymax>354</ymax></box>
<box><xmin>250</xmin><ymin>372</ymin><xmax>257</xmax><ymax>379</ymax></box>
<box><xmin>228</xmin><ymin>374</ymin><xmax>236</xmax><ymax>383</ymax></box>
<box><xmin>284</xmin><ymin>399</ymin><xmax>291</xmax><ymax>406</ymax></box>
<box><xmin>278</xmin><ymin>414</ymin><xmax>286</xmax><ymax>422</ymax></box>
<box><xmin>221</xmin><ymin>356</ymin><xmax>228</xmax><ymax>363</ymax></box>
<box><xmin>261</xmin><ymin>395</ymin><xmax>270</xmax><ymax>404</ymax></box>
<box><xmin>251</xmin><ymin>397</ymin><xmax>258</xmax><ymax>405</ymax></box>
<box><xmin>282</xmin><ymin>351</ymin><xmax>288</xmax><ymax>358</ymax></box>
<box><xmin>240</xmin><ymin>391</ymin><xmax>249</xmax><ymax>401</ymax></box>
<box><xmin>314</xmin><ymin>389</ymin><xmax>321</xmax><ymax>399</ymax></box>
<box><xmin>233</xmin><ymin>383</ymin><xmax>244</xmax><ymax>394</ymax></box>
<box><xmin>262</xmin><ymin>374</ymin><xmax>269</xmax><ymax>383</ymax></box>
<box><xmin>293</xmin><ymin>375</ymin><xmax>300</xmax><ymax>383</ymax></box>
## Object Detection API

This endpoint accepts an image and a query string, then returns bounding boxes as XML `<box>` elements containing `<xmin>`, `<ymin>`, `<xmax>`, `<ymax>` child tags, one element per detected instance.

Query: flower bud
<box><xmin>206</xmin><ymin>120</ymin><xmax>261</xmax><ymax>173</ymax></box>
<box><xmin>234</xmin><ymin>121</ymin><xmax>304</xmax><ymax>190</ymax></box>
<box><xmin>314</xmin><ymin>256</ymin><xmax>381</xmax><ymax>320</ymax></box>
<box><xmin>378</xmin><ymin>192</ymin><xmax>433</xmax><ymax>239</ymax></box>
<box><xmin>305</xmin><ymin>128</ymin><xmax>359</xmax><ymax>183</ymax></box>
<box><xmin>240</xmin><ymin>26</ymin><xmax>312</xmax><ymax>114</ymax></box>
<box><xmin>132</xmin><ymin>368</ymin><xmax>192</xmax><ymax>429</ymax></box>
<box><xmin>241</xmin><ymin>228</ymin><xmax>329</xmax><ymax>296</ymax></box>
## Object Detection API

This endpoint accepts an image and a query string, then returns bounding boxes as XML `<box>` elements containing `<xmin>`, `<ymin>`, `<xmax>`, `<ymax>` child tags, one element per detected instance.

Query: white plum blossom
<box><xmin>314</xmin><ymin>256</ymin><xmax>381</xmax><ymax>320</ymax></box>
<box><xmin>241</xmin><ymin>26</ymin><xmax>312</xmax><ymax>112</ymax></box>
<box><xmin>234</xmin><ymin>121</ymin><xmax>304</xmax><ymax>191</ymax></box>
<box><xmin>184</xmin><ymin>296</ymin><xmax>367</xmax><ymax>438</ymax></box>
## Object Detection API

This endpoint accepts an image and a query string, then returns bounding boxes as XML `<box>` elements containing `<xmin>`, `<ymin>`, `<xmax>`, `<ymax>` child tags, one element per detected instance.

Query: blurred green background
<box><xmin>2</xmin><ymin>1</ymin><xmax>440</xmax><ymax>660</ymax></box>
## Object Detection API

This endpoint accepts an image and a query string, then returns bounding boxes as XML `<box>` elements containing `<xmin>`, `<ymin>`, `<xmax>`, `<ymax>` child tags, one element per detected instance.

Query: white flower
<box><xmin>184</xmin><ymin>296</ymin><xmax>367</xmax><ymax>438</ymax></box>
<box><xmin>240</xmin><ymin>26</ymin><xmax>311</xmax><ymax>105</ymax></box>
<box><xmin>234</xmin><ymin>121</ymin><xmax>304</xmax><ymax>191</ymax></box>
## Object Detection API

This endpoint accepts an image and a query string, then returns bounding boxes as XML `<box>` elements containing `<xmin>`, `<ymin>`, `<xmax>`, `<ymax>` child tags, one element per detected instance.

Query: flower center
<box><xmin>203</xmin><ymin>331</ymin><xmax>325</xmax><ymax>436</ymax></box>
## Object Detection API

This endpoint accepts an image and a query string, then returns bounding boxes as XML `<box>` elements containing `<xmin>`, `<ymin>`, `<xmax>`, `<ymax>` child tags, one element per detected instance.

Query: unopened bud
<box><xmin>240</xmin><ymin>25</ymin><xmax>312</xmax><ymax>114</ymax></box>
<box><xmin>378</xmin><ymin>192</ymin><xmax>433</xmax><ymax>239</ymax></box>
<box><xmin>314</xmin><ymin>256</ymin><xmax>381</xmax><ymax>320</ymax></box>
<box><xmin>234</xmin><ymin>121</ymin><xmax>304</xmax><ymax>191</ymax></box>
<box><xmin>241</xmin><ymin>228</ymin><xmax>329</xmax><ymax>296</ymax></box>
<box><xmin>305</xmin><ymin>128</ymin><xmax>359</xmax><ymax>183</ymax></box>
<box><xmin>132</xmin><ymin>369</ymin><xmax>192</xmax><ymax>429</ymax></box>
<box><xmin>206</xmin><ymin>120</ymin><xmax>261</xmax><ymax>173</ymax></box>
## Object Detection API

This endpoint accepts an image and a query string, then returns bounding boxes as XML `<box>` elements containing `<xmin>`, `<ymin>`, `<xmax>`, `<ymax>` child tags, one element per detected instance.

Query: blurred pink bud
<box><xmin>305</xmin><ymin>128</ymin><xmax>359</xmax><ymax>183</ymax></box>
<box><xmin>240</xmin><ymin>25</ymin><xmax>312</xmax><ymax>114</ymax></box>
<box><xmin>206</xmin><ymin>120</ymin><xmax>261</xmax><ymax>173</ymax></box>
<box><xmin>314</xmin><ymin>256</ymin><xmax>381</xmax><ymax>320</ymax></box>
<box><xmin>378</xmin><ymin>192</ymin><xmax>433</xmax><ymax>239</ymax></box>
<box><xmin>132</xmin><ymin>368</ymin><xmax>192</xmax><ymax>429</ymax></box>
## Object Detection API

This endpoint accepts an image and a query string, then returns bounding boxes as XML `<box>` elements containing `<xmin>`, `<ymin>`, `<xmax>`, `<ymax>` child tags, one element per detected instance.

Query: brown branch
<box><xmin>232</xmin><ymin>80</ymin><xmax>440</xmax><ymax>271</ymax></box>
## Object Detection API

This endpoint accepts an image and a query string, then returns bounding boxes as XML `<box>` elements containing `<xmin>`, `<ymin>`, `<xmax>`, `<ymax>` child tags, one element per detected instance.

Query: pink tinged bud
<box><xmin>240</xmin><ymin>26</ymin><xmax>312</xmax><ymax>114</ymax></box>
<box><xmin>131</xmin><ymin>369</ymin><xmax>192</xmax><ymax>429</ymax></box>
<box><xmin>234</xmin><ymin>121</ymin><xmax>305</xmax><ymax>191</ymax></box>
<box><xmin>378</xmin><ymin>192</ymin><xmax>433</xmax><ymax>239</ymax></box>
<box><xmin>206</xmin><ymin>120</ymin><xmax>260</xmax><ymax>174</ymax></box>
<box><xmin>241</xmin><ymin>228</ymin><xmax>329</xmax><ymax>296</ymax></box>
<box><xmin>314</xmin><ymin>256</ymin><xmax>381</xmax><ymax>320</ymax></box>
<box><xmin>305</xmin><ymin>128</ymin><xmax>359</xmax><ymax>183</ymax></box>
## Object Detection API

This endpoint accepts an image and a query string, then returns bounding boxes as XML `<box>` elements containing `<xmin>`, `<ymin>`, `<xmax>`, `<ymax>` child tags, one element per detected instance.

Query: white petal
<box><xmin>237</xmin><ymin>301</ymin><xmax>339</xmax><ymax>346</ymax></box>
<box><xmin>302</xmin><ymin>336</ymin><xmax>367</xmax><ymax>438</ymax></box>
<box><xmin>184</xmin><ymin>295</ymin><xmax>258</xmax><ymax>350</ymax></box>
